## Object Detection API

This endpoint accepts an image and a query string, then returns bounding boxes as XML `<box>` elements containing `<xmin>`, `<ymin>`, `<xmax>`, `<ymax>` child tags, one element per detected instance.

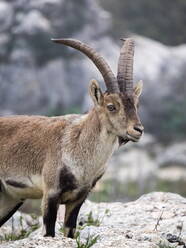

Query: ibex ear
<box><xmin>134</xmin><ymin>80</ymin><xmax>143</xmax><ymax>97</ymax></box>
<box><xmin>89</xmin><ymin>79</ymin><xmax>103</xmax><ymax>106</ymax></box>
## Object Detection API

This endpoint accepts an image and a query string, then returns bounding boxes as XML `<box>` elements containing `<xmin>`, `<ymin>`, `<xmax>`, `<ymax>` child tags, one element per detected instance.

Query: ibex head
<box><xmin>52</xmin><ymin>38</ymin><xmax>144</xmax><ymax>144</ymax></box>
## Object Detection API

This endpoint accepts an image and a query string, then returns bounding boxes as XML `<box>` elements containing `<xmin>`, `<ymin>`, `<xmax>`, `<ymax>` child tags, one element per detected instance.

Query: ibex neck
<box><xmin>63</xmin><ymin>108</ymin><xmax>118</xmax><ymax>165</ymax></box>
<box><xmin>79</xmin><ymin>108</ymin><xmax>117</xmax><ymax>147</ymax></box>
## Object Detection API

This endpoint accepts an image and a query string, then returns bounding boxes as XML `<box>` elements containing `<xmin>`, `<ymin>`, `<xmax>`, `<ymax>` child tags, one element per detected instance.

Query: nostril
<box><xmin>134</xmin><ymin>125</ymin><xmax>144</xmax><ymax>134</ymax></box>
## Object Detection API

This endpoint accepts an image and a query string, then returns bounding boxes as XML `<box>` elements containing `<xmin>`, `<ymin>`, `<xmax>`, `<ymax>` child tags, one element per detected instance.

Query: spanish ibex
<box><xmin>0</xmin><ymin>38</ymin><xmax>144</xmax><ymax>238</ymax></box>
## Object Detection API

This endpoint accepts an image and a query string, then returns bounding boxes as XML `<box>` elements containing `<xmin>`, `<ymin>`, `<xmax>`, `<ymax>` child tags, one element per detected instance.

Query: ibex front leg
<box><xmin>42</xmin><ymin>191</ymin><xmax>59</xmax><ymax>237</ymax></box>
<box><xmin>42</xmin><ymin>165</ymin><xmax>79</xmax><ymax>237</ymax></box>
<box><xmin>64</xmin><ymin>196</ymin><xmax>87</xmax><ymax>238</ymax></box>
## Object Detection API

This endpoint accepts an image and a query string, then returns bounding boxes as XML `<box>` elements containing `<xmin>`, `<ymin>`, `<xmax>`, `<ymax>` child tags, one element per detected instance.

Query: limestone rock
<box><xmin>0</xmin><ymin>2</ymin><xmax>14</xmax><ymax>32</ymax></box>
<box><xmin>0</xmin><ymin>236</ymin><xmax>76</xmax><ymax>248</ymax></box>
<box><xmin>157</xmin><ymin>142</ymin><xmax>186</xmax><ymax>168</ymax></box>
<box><xmin>156</xmin><ymin>142</ymin><xmax>186</xmax><ymax>181</ymax></box>
<box><xmin>1</xmin><ymin>192</ymin><xmax>186</xmax><ymax>248</ymax></box>
<box><xmin>79</xmin><ymin>192</ymin><xmax>186</xmax><ymax>247</ymax></box>
<box><xmin>14</xmin><ymin>10</ymin><xmax>52</xmax><ymax>36</ymax></box>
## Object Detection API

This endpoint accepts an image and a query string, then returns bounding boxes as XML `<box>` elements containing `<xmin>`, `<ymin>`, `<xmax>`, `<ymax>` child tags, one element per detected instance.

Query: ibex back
<box><xmin>0</xmin><ymin>38</ymin><xmax>144</xmax><ymax>238</ymax></box>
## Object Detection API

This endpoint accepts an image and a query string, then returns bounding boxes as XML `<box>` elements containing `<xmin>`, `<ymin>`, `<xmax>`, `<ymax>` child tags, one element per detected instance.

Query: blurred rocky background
<box><xmin>0</xmin><ymin>0</ymin><xmax>186</xmax><ymax>210</ymax></box>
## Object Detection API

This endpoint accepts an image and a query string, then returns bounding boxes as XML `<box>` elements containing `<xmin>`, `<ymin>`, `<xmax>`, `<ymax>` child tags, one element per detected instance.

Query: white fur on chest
<box><xmin>62</xmin><ymin>134</ymin><xmax>118</xmax><ymax>185</ymax></box>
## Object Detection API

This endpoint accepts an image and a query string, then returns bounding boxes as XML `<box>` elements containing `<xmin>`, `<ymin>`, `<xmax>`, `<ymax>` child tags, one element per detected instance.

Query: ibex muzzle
<box><xmin>0</xmin><ymin>37</ymin><xmax>144</xmax><ymax>239</ymax></box>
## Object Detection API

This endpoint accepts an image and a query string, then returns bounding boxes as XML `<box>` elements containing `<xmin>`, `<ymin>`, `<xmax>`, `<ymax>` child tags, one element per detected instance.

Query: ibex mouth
<box><xmin>126</xmin><ymin>133</ymin><xmax>141</xmax><ymax>142</ymax></box>
<box><xmin>118</xmin><ymin>132</ymin><xmax>142</xmax><ymax>145</ymax></box>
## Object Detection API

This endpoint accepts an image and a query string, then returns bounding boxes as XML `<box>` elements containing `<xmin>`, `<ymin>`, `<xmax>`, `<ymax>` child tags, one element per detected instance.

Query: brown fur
<box><xmin>0</xmin><ymin>116</ymin><xmax>66</xmax><ymax>176</ymax></box>
<box><xmin>0</xmin><ymin>80</ymin><xmax>143</xmax><ymax>238</ymax></box>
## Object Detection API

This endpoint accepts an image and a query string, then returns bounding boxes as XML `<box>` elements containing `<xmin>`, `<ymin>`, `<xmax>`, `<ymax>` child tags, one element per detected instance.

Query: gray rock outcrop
<box><xmin>1</xmin><ymin>192</ymin><xmax>186</xmax><ymax>247</ymax></box>
<box><xmin>0</xmin><ymin>0</ymin><xmax>111</xmax><ymax>114</ymax></box>
<box><xmin>157</xmin><ymin>142</ymin><xmax>186</xmax><ymax>168</ymax></box>
<box><xmin>80</xmin><ymin>192</ymin><xmax>186</xmax><ymax>247</ymax></box>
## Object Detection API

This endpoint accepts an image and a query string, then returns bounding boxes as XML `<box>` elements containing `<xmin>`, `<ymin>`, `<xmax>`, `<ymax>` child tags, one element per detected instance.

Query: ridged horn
<box><xmin>117</xmin><ymin>38</ymin><xmax>135</xmax><ymax>94</ymax></box>
<box><xmin>51</xmin><ymin>38</ymin><xmax>120</xmax><ymax>93</ymax></box>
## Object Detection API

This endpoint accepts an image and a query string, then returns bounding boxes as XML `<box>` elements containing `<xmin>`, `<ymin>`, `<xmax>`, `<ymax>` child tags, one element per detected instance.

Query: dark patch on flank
<box><xmin>6</xmin><ymin>180</ymin><xmax>27</xmax><ymax>188</ymax></box>
<box><xmin>59</xmin><ymin>166</ymin><xmax>77</xmax><ymax>194</ymax></box>
<box><xmin>43</xmin><ymin>195</ymin><xmax>58</xmax><ymax>237</ymax></box>
<box><xmin>0</xmin><ymin>201</ymin><xmax>24</xmax><ymax>227</ymax></box>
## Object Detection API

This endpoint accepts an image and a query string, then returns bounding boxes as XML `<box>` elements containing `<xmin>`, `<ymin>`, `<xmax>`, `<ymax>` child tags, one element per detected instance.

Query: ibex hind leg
<box><xmin>0</xmin><ymin>189</ymin><xmax>24</xmax><ymax>227</ymax></box>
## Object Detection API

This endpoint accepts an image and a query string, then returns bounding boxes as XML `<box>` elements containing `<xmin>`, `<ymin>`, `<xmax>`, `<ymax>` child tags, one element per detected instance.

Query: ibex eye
<box><xmin>107</xmin><ymin>104</ymin><xmax>116</xmax><ymax>112</ymax></box>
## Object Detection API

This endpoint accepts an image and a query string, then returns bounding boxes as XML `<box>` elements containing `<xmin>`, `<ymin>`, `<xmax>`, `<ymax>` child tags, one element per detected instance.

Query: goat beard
<box><xmin>118</xmin><ymin>136</ymin><xmax>129</xmax><ymax>146</ymax></box>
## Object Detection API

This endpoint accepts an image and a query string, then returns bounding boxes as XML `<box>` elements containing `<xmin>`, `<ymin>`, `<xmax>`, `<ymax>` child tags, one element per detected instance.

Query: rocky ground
<box><xmin>1</xmin><ymin>192</ymin><xmax>186</xmax><ymax>247</ymax></box>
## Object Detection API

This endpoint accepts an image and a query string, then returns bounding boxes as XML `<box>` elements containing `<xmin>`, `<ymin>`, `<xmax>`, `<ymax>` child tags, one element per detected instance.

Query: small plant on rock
<box><xmin>75</xmin><ymin>231</ymin><xmax>99</xmax><ymax>248</ymax></box>
<box><xmin>0</xmin><ymin>214</ymin><xmax>39</xmax><ymax>242</ymax></box>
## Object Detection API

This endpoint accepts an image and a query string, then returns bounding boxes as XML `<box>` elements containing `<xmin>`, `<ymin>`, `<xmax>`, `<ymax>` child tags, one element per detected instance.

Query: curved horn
<box><xmin>51</xmin><ymin>38</ymin><xmax>119</xmax><ymax>93</ymax></box>
<box><xmin>117</xmin><ymin>38</ymin><xmax>135</xmax><ymax>94</ymax></box>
